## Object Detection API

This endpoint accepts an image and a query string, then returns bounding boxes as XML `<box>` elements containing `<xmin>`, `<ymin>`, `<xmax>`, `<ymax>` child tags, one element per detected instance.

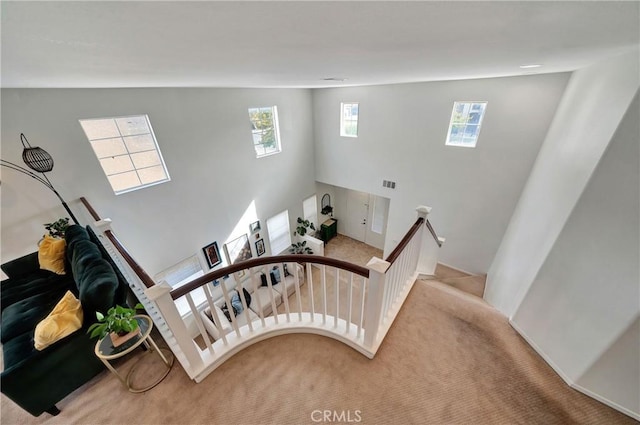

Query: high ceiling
<box><xmin>1</xmin><ymin>1</ymin><xmax>638</xmax><ymax>88</ymax></box>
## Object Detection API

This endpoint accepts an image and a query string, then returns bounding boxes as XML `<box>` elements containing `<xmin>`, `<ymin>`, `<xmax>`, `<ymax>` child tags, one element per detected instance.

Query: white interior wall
<box><xmin>577</xmin><ymin>318</ymin><xmax>640</xmax><ymax>417</ymax></box>
<box><xmin>511</xmin><ymin>93</ymin><xmax>639</xmax><ymax>417</ymax></box>
<box><xmin>312</xmin><ymin>73</ymin><xmax>569</xmax><ymax>272</ymax></box>
<box><xmin>485</xmin><ymin>50</ymin><xmax>640</xmax><ymax>317</ymax></box>
<box><xmin>1</xmin><ymin>88</ymin><xmax>316</xmax><ymax>276</ymax></box>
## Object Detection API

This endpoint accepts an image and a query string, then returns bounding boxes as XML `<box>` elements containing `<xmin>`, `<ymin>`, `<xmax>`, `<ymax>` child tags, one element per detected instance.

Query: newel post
<box><xmin>415</xmin><ymin>205</ymin><xmax>443</xmax><ymax>276</ymax></box>
<box><xmin>145</xmin><ymin>283</ymin><xmax>204</xmax><ymax>372</ymax></box>
<box><xmin>364</xmin><ymin>257</ymin><xmax>390</xmax><ymax>349</ymax></box>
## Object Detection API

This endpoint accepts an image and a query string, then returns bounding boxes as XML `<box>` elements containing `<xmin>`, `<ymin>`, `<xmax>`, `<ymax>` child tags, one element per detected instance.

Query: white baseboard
<box><xmin>509</xmin><ymin>320</ymin><xmax>640</xmax><ymax>421</ymax></box>
<box><xmin>437</xmin><ymin>261</ymin><xmax>477</xmax><ymax>277</ymax></box>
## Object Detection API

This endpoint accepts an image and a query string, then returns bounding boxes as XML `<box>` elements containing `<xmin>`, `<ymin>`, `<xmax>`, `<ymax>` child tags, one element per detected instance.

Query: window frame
<box><xmin>445</xmin><ymin>101</ymin><xmax>487</xmax><ymax>148</ymax></box>
<box><xmin>266</xmin><ymin>210</ymin><xmax>292</xmax><ymax>255</ymax></box>
<box><xmin>303</xmin><ymin>194</ymin><xmax>318</xmax><ymax>230</ymax></box>
<box><xmin>79</xmin><ymin>114</ymin><xmax>170</xmax><ymax>195</ymax></box>
<box><xmin>340</xmin><ymin>102</ymin><xmax>359</xmax><ymax>138</ymax></box>
<box><xmin>248</xmin><ymin>106</ymin><xmax>282</xmax><ymax>158</ymax></box>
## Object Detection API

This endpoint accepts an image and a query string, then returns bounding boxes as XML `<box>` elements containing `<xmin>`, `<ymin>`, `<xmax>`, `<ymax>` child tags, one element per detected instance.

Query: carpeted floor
<box><xmin>1</xmin><ymin>236</ymin><xmax>636</xmax><ymax>424</ymax></box>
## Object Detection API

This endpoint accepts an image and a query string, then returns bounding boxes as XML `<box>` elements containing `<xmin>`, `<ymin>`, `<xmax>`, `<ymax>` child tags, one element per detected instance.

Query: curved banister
<box><xmin>170</xmin><ymin>255</ymin><xmax>370</xmax><ymax>300</ymax></box>
<box><xmin>385</xmin><ymin>217</ymin><xmax>424</xmax><ymax>265</ymax></box>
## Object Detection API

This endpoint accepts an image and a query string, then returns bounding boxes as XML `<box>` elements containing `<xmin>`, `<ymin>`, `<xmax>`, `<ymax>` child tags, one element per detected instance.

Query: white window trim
<box><xmin>249</xmin><ymin>106</ymin><xmax>282</xmax><ymax>158</ymax></box>
<box><xmin>445</xmin><ymin>101</ymin><xmax>487</xmax><ymax>148</ymax></box>
<box><xmin>303</xmin><ymin>194</ymin><xmax>318</xmax><ymax>230</ymax></box>
<box><xmin>340</xmin><ymin>102</ymin><xmax>359</xmax><ymax>138</ymax></box>
<box><xmin>79</xmin><ymin>114</ymin><xmax>171</xmax><ymax>195</ymax></box>
<box><xmin>266</xmin><ymin>210</ymin><xmax>292</xmax><ymax>255</ymax></box>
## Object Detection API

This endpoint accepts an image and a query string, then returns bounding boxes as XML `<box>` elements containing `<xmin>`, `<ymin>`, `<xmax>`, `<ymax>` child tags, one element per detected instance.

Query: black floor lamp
<box><xmin>1</xmin><ymin>133</ymin><xmax>80</xmax><ymax>225</ymax></box>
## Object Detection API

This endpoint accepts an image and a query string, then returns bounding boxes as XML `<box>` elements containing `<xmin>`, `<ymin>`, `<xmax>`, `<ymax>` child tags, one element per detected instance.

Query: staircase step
<box><xmin>438</xmin><ymin>275</ymin><xmax>486</xmax><ymax>298</ymax></box>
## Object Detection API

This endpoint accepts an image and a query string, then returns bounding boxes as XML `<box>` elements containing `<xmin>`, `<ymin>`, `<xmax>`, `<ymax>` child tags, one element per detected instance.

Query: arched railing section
<box><xmin>76</xmin><ymin>199</ymin><xmax>443</xmax><ymax>383</ymax></box>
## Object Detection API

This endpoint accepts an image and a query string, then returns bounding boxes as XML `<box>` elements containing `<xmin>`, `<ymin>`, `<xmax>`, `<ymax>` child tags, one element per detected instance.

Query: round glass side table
<box><xmin>94</xmin><ymin>315</ymin><xmax>174</xmax><ymax>393</ymax></box>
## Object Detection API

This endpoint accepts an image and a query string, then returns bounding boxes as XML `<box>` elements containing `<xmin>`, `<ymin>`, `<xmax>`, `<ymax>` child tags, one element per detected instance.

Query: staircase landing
<box><xmin>421</xmin><ymin>264</ymin><xmax>486</xmax><ymax>299</ymax></box>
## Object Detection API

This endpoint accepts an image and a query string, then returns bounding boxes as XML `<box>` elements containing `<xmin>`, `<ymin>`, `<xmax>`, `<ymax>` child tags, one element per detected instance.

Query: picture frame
<box><xmin>202</xmin><ymin>241</ymin><xmax>222</xmax><ymax>269</ymax></box>
<box><xmin>224</xmin><ymin>234</ymin><xmax>253</xmax><ymax>266</ymax></box>
<box><xmin>255</xmin><ymin>239</ymin><xmax>266</xmax><ymax>257</ymax></box>
<box><xmin>250</xmin><ymin>220</ymin><xmax>261</xmax><ymax>233</ymax></box>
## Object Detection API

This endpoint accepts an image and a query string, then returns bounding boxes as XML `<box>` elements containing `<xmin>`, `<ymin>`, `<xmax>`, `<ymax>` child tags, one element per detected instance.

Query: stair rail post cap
<box><xmin>416</xmin><ymin>206</ymin><xmax>432</xmax><ymax>216</ymax></box>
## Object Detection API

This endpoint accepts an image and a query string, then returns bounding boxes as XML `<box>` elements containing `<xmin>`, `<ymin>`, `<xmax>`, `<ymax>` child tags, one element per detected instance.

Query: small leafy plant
<box><xmin>289</xmin><ymin>241</ymin><xmax>313</xmax><ymax>255</ymax></box>
<box><xmin>87</xmin><ymin>303</ymin><xmax>144</xmax><ymax>340</ymax></box>
<box><xmin>320</xmin><ymin>205</ymin><xmax>333</xmax><ymax>216</ymax></box>
<box><xmin>294</xmin><ymin>217</ymin><xmax>316</xmax><ymax>237</ymax></box>
<box><xmin>44</xmin><ymin>218</ymin><xmax>70</xmax><ymax>239</ymax></box>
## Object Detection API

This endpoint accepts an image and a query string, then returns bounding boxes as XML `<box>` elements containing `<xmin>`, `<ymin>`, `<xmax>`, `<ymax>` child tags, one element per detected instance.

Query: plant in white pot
<box><xmin>88</xmin><ymin>304</ymin><xmax>144</xmax><ymax>347</ymax></box>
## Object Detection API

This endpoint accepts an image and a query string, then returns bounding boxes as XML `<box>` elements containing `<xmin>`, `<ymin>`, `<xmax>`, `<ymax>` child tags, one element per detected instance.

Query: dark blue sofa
<box><xmin>1</xmin><ymin>225</ymin><xmax>129</xmax><ymax>416</ymax></box>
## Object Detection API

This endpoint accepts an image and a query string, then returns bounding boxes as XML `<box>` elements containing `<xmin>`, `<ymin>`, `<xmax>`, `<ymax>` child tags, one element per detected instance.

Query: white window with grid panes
<box><xmin>79</xmin><ymin>115</ymin><xmax>170</xmax><ymax>194</ymax></box>
<box><xmin>340</xmin><ymin>102</ymin><xmax>359</xmax><ymax>137</ymax></box>
<box><xmin>445</xmin><ymin>102</ymin><xmax>487</xmax><ymax>148</ymax></box>
<box><xmin>248</xmin><ymin>106</ymin><xmax>281</xmax><ymax>158</ymax></box>
<box><xmin>303</xmin><ymin>194</ymin><xmax>318</xmax><ymax>229</ymax></box>
<box><xmin>266</xmin><ymin>210</ymin><xmax>291</xmax><ymax>255</ymax></box>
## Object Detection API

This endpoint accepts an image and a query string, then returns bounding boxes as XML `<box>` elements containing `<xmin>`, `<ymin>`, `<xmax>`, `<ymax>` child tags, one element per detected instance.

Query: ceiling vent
<box><xmin>382</xmin><ymin>180</ymin><xmax>396</xmax><ymax>189</ymax></box>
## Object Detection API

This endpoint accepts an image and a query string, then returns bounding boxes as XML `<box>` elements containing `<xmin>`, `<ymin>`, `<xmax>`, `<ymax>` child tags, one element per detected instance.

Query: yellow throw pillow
<box><xmin>38</xmin><ymin>235</ymin><xmax>66</xmax><ymax>275</ymax></box>
<box><xmin>34</xmin><ymin>291</ymin><xmax>83</xmax><ymax>351</ymax></box>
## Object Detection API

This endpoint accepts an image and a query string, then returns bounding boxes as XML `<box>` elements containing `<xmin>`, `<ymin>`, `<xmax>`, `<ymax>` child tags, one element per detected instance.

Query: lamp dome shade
<box><xmin>22</xmin><ymin>147</ymin><xmax>54</xmax><ymax>172</ymax></box>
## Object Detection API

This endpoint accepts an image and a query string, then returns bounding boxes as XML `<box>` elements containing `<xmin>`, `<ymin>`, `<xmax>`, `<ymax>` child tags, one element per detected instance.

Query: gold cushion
<box><xmin>34</xmin><ymin>291</ymin><xmax>83</xmax><ymax>350</ymax></box>
<box><xmin>38</xmin><ymin>235</ymin><xmax>66</xmax><ymax>275</ymax></box>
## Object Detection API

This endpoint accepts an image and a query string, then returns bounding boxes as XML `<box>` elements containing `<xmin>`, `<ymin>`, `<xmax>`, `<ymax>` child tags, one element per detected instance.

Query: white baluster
<box><xmin>334</xmin><ymin>267</ymin><xmax>340</xmax><ymax>328</ymax></box>
<box><xmin>249</xmin><ymin>268</ymin><xmax>266</xmax><ymax>328</ymax></box>
<box><xmin>236</xmin><ymin>273</ymin><xmax>253</xmax><ymax>332</ymax></box>
<box><xmin>203</xmin><ymin>283</ymin><xmax>228</xmax><ymax>346</ymax></box>
<box><xmin>321</xmin><ymin>265</ymin><xmax>327</xmax><ymax>325</ymax></box>
<box><xmin>277</xmin><ymin>263</ymin><xmax>291</xmax><ymax>322</ymax></box>
<box><xmin>347</xmin><ymin>272</ymin><xmax>354</xmax><ymax>333</ymax></box>
<box><xmin>220</xmin><ymin>278</ymin><xmax>240</xmax><ymax>337</ymax></box>
<box><xmin>307</xmin><ymin>262</ymin><xmax>315</xmax><ymax>321</ymax></box>
<box><xmin>293</xmin><ymin>262</ymin><xmax>303</xmax><ymax>321</ymax></box>
<box><xmin>186</xmin><ymin>293</ymin><xmax>214</xmax><ymax>354</ymax></box>
<box><xmin>145</xmin><ymin>282</ymin><xmax>204</xmax><ymax>372</ymax></box>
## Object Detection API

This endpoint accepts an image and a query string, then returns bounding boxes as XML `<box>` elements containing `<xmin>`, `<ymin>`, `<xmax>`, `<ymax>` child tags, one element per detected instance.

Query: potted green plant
<box><xmin>320</xmin><ymin>205</ymin><xmax>333</xmax><ymax>217</ymax></box>
<box><xmin>289</xmin><ymin>241</ymin><xmax>313</xmax><ymax>255</ymax></box>
<box><xmin>88</xmin><ymin>303</ymin><xmax>144</xmax><ymax>347</ymax></box>
<box><xmin>43</xmin><ymin>218</ymin><xmax>70</xmax><ymax>239</ymax></box>
<box><xmin>294</xmin><ymin>217</ymin><xmax>316</xmax><ymax>237</ymax></box>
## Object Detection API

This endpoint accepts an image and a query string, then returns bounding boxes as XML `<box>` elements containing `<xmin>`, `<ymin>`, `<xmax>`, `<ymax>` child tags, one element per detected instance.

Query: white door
<box><xmin>364</xmin><ymin>195</ymin><xmax>390</xmax><ymax>250</ymax></box>
<box><xmin>343</xmin><ymin>190</ymin><xmax>370</xmax><ymax>242</ymax></box>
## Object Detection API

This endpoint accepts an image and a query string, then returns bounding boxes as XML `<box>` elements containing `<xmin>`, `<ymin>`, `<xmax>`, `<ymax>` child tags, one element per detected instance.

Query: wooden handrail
<box><xmin>79</xmin><ymin>197</ymin><xmax>156</xmax><ymax>288</ymax></box>
<box><xmin>103</xmin><ymin>230</ymin><xmax>157</xmax><ymax>288</ymax></box>
<box><xmin>385</xmin><ymin>217</ymin><xmax>424</xmax><ymax>265</ymax></box>
<box><xmin>171</xmin><ymin>255</ymin><xmax>370</xmax><ymax>300</ymax></box>
<box><xmin>425</xmin><ymin>219</ymin><xmax>443</xmax><ymax>248</ymax></box>
<box><xmin>79</xmin><ymin>197</ymin><xmax>101</xmax><ymax>221</ymax></box>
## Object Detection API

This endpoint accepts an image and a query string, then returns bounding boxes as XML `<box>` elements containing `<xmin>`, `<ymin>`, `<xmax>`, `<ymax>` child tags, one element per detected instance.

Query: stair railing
<box><xmin>76</xmin><ymin>198</ymin><xmax>443</xmax><ymax>383</ymax></box>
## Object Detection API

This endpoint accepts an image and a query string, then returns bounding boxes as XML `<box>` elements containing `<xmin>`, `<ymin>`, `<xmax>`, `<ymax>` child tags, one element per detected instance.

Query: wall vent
<box><xmin>382</xmin><ymin>180</ymin><xmax>396</xmax><ymax>189</ymax></box>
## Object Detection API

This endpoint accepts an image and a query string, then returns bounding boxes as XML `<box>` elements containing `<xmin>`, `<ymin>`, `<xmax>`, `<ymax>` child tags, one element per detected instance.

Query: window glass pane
<box><xmin>124</xmin><ymin>134</ymin><xmax>156</xmax><ymax>153</ymax></box>
<box><xmin>100</xmin><ymin>155</ymin><xmax>134</xmax><ymax>175</ymax></box>
<box><xmin>108</xmin><ymin>171</ymin><xmax>141</xmax><ymax>192</ymax></box>
<box><xmin>340</xmin><ymin>102</ymin><xmax>359</xmax><ymax>137</ymax></box>
<box><xmin>90</xmin><ymin>138</ymin><xmax>127</xmax><ymax>158</ymax></box>
<box><xmin>248</xmin><ymin>106</ymin><xmax>281</xmax><ymax>158</ymax></box>
<box><xmin>464</xmin><ymin>124</ymin><xmax>479</xmax><ymax>138</ymax></box>
<box><xmin>115</xmin><ymin>116</ymin><xmax>149</xmax><ymax>136</ymax></box>
<box><xmin>267</xmin><ymin>210</ymin><xmax>291</xmax><ymax>255</ymax></box>
<box><xmin>303</xmin><ymin>195</ymin><xmax>318</xmax><ymax>228</ymax></box>
<box><xmin>80</xmin><ymin>114</ymin><xmax>170</xmax><ymax>194</ymax></box>
<box><xmin>138</xmin><ymin>166</ymin><xmax>167</xmax><ymax>185</ymax></box>
<box><xmin>130</xmin><ymin>150</ymin><xmax>161</xmax><ymax>169</ymax></box>
<box><xmin>446</xmin><ymin>102</ymin><xmax>486</xmax><ymax>148</ymax></box>
<box><xmin>371</xmin><ymin>196</ymin><xmax>389</xmax><ymax>234</ymax></box>
<box><xmin>80</xmin><ymin>119</ymin><xmax>120</xmax><ymax>140</ymax></box>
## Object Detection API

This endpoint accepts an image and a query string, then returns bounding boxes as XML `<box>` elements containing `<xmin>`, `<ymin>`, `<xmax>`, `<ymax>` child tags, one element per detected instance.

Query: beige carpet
<box><xmin>2</xmin><ymin>237</ymin><xmax>636</xmax><ymax>424</ymax></box>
